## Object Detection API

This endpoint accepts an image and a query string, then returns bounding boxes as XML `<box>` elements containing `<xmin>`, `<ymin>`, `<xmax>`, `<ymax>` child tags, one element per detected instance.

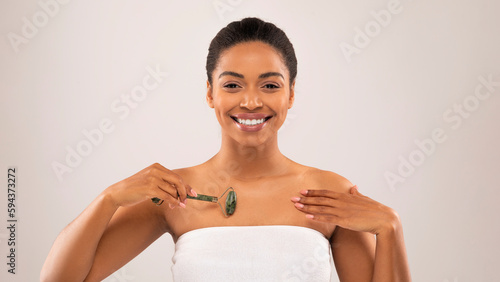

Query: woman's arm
<box><xmin>370</xmin><ymin>210</ymin><xmax>411</xmax><ymax>281</ymax></box>
<box><xmin>40</xmin><ymin>192</ymin><xmax>118</xmax><ymax>281</ymax></box>
<box><xmin>291</xmin><ymin>171</ymin><xmax>411</xmax><ymax>281</ymax></box>
<box><xmin>331</xmin><ymin>210</ymin><xmax>410</xmax><ymax>281</ymax></box>
<box><xmin>331</xmin><ymin>227</ymin><xmax>375</xmax><ymax>281</ymax></box>
<box><xmin>41</xmin><ymin>192</ymin><xmax>165</xmax><ymax>282</ymax></box>
<box><xmin>40</xmin><ymin>163</ymin><xmax>196</xmax><ymax>282</ymax></box>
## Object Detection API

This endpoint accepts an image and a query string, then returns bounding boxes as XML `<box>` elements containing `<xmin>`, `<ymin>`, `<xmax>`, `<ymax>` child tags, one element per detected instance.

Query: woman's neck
<box><xmin>208</xmin><ymin>134</ymin><xmax>291</xmax><ymax>180</ymax></box>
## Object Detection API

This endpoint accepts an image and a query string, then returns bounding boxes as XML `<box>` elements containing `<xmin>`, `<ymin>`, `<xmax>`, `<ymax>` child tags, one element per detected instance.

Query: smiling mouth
<box><xmin>230</xmin><ymin>116</ymin><xmax>272</xmax><ymax>126</ymax></box>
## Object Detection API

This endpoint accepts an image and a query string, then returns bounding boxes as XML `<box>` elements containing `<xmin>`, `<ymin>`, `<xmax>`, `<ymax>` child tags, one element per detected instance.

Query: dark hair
<box><xmin>206</xmin><ymin>17</ymin><xmax>297</xmax><ymax>86</ymax></box>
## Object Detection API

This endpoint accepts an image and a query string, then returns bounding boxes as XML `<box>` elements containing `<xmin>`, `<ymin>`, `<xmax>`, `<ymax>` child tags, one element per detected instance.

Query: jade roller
<box><xmin>186</xmin><ymin>187</ymin><xmax>237</xmax><ymax>217</ymax></box>
<box><xmin>151</xmin><ymin>187</ymin><xmax>237</xmax><ymax>217</ymax></box>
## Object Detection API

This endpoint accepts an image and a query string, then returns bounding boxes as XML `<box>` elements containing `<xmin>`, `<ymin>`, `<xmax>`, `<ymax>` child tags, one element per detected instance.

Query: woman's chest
<box><xmin>165</xmin><ymin>172</ymin><xmax>335</xmax><ymax>241</ymax></box>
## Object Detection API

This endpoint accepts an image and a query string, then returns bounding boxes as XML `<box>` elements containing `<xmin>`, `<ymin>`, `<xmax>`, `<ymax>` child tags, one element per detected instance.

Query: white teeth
<box><xmin>236</xmin><ymin>118</ymin><xmax>266</xmax><ymax>126</ymax></box>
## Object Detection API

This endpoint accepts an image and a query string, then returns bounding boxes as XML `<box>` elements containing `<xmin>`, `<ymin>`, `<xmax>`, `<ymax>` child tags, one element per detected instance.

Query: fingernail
<box><xmin>306</xmin><ymin>214</ymin><xmax>314</xmax><ymax>219</ymax></box>
<box><xmin>179</xmin><ymin>202</ymin><xmax>186</xmax><ymax>208</ymax></box>
<box><xmin>294</xmin><ymin>202</ymin><xmax>304</xmax><ymax>208</ymax></box>
<box><xmin>290</xmin><ymin>197</ymin><xmax>301</xmax><ymax>202</ymax></box>
<box><xmin>169</xmin><ymin>203</ymin><xmax>174</xmax><ymax>209</ymax></box>
<box><xmin>300</xmin><ymin>190</ymin><xmax>308</xmax><ymax>195</ymax></box>
<box><xmin>191</xmin><ymin>189</ymin><xmax>198</xmax><ymax>197</ymax></box>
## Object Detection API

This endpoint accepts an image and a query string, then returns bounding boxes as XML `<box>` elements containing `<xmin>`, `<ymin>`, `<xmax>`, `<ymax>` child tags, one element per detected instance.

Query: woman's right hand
<box><xmin>103</xmin><ymin>163</ymin><xmax>197</xmax><ymax>209</ymax></box>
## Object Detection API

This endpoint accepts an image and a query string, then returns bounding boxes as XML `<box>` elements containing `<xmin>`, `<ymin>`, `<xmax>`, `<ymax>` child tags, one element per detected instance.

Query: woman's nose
<box><xmin>239</xmin><ymin>91</ymin><xmax>263</xmax><ymax>110</ymax></box>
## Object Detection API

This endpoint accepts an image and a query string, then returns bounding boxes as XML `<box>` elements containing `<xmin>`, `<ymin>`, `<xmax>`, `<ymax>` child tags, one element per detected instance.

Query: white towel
<box><xmin>171</xmin><ymin>225</ymin><xmax>332</xmax><ymax>281</ymax></box>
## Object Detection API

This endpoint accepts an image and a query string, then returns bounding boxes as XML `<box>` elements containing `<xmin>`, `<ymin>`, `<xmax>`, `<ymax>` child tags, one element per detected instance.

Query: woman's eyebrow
<box><xmin>219</xmin><ymin>71</ymin><xmax>244</xmax><ymax>79</ymax></box>
<box><xmin>218</xmin><ymin>71</ymin><xmax>284</xmax><ymax>80</ymax></box>
<box><xmin>258</xmin><ymin>72</ymin><xmax>284</xmax><ymax>79</ymax></box>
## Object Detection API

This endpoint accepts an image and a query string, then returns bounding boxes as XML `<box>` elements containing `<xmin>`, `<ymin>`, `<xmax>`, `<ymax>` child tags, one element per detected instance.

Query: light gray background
<box><xmin>1</xmin><ymin>0</ymin><xmax>499</xmax><ymax>281</ymax></box>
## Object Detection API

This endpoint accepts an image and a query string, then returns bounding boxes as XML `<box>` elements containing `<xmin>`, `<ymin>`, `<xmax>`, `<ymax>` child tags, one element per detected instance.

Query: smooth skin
<box><xmin>41</xmin><ymin>41</ymin><xmax>410</xmax><ymax>281</ymax></box>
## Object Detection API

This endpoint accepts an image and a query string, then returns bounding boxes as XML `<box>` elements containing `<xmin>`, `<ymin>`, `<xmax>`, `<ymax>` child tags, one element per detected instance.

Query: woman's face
<box><xmin>207</xmin><ymin>41</ymin><xmax>295</xmax><ymax>147</ymax></box>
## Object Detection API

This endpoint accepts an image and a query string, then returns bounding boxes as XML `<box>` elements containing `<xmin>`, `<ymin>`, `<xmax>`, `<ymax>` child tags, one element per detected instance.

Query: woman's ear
<box><xmin>288</xmin><ymin>80</ymin><xmax>295</xmax><ymax>109</ymax></box>
<box><xmin>206</xmin><ymin>80</ymin><xmax>214</xmax><ymax>108</ymax></box>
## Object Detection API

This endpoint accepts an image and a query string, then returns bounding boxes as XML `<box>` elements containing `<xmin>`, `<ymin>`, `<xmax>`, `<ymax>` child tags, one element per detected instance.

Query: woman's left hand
<box><xmin>291</xmin><ymin>185</ymin><xmax>401</xmax><ymax>235</ymax></box>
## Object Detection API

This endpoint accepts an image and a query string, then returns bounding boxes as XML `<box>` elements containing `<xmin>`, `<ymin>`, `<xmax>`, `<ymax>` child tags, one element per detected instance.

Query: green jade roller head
<box><xmin>186</xmin><ymin>187</ymin><xmax>237</xmax><ymax>217</ymax></box>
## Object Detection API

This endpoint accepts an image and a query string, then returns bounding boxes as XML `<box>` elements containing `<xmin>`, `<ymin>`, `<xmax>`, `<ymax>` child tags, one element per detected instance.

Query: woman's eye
<box><xmin>224</xmin><ymin>83</ymin><xmax>240</xmax><ymax>89</ymax></box>
<box><xmin>263</xmin><ymin>84</ymin><xmax>279</xmax><ymax>89</ymax></box>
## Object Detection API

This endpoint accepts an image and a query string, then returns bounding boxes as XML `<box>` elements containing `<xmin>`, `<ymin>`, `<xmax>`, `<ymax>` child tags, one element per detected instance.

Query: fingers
<box><xmin>350</xmin><ymin>185</ymin><xmax>361</xmax><ymax>196</ymax></box>
<box><xmin>147</xmin><ymin>163</ymin><xmax>193</xmax><ymax>208</ymax></box>
<box><xmin>153</xmin><ymin>181</ymin><xmax>197</xmax><ymax>209</ymax></box>
<box><xmin>291</xmin><ymin>195</ymin><xmax>350</xmax><ymax>216</ymax></box>
<box><xmin>291</xmin><ymin>197</ymin><xmax>349</xmax><ymax>227</ymax></box>
<box><xmin>186</xmin><ymin>185</ymin><xmax>197</xmax><ymax>197</ymax></box>
<box><xmin>151</xmin><ymin>183</ymin><xmax>179</xmax><ymax>208</ymax></box>
<box><xmin>293</xmin><ymin>187</ymin><xmax>395</xmax><ymax>234</ymax></box>
<box><xmin>156</xmin><ymin>168</ymin><xmax>187</xmax><ymax>200</ymax></box>
<box><xmin>291</xmin><ymin>194</ymin><xmax>343</xmax><ymax>209</ymax></box>
<box><xmin>297</xmin><ymin>189</ymin><xmax>352</xmax><ymax>206</ymax></box>
<box><xmin>293</xmin><ymin>200</ymin><xmax>339</xmax><ymax>215</ymax></box>
<box><xmin>300</xmin><ymin>189</ymin><xmax>343</xmax><ymax>198</ymax></box>
<box><xmin>349</xmin><ymin>185</ymin><xmax>357</xmax><ymax>194</ymax></box>
<box><xmin>291</xmin><ymin>189</ymin><xmax>355</xmax><ymax>222</ymax></box>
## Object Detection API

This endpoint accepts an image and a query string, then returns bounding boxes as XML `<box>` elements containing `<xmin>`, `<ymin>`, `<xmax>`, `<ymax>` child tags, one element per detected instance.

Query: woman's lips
<box><xmin>230</xmin><ymin>113</ymin><xmax>272</xmax><ymax>132</ymax></box>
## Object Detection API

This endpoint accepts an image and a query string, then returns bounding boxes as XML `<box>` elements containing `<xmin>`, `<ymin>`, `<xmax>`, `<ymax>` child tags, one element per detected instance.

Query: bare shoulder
<box><xmin>171</xmin><ymin>163</ymin><xmax>205</xmax><ymax>179</ymax></box>
<box><xmin>169</xmin><ymin>164</ymin><xmax>211</xmax><ymax>194</ymax></box>
<box><xmin>301</xmin><ymin>166</ymin><xmax>355</xmax><ymax>194</ymax></box>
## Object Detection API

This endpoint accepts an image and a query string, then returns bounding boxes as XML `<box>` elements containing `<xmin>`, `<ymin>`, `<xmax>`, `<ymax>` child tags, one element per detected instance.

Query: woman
<box><xmin>41</xmin><ymin>17</ymin><xmax>411</xmax><ymax>281</ymax></box>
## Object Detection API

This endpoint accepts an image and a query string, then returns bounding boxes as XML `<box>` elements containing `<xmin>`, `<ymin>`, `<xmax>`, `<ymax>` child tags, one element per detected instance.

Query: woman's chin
<box><xmin>227</xmin><ymin>132</ymin><xmax>276</xmax><ymax>148</ymax></box>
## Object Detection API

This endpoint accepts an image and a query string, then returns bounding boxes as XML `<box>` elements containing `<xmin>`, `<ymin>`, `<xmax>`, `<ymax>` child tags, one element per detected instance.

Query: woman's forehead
<box><xmin>214</xmin><ymin>42</ymin><xmax>289</xmax><ymax>80</ymax></box>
